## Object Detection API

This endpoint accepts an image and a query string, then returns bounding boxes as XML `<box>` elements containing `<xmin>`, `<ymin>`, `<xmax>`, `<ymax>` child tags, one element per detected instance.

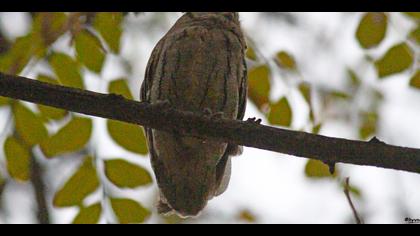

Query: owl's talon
<box><xmin>246</xmin><ymin>117</ymin><xmax>262</xmax><ymax>125</ymax></box>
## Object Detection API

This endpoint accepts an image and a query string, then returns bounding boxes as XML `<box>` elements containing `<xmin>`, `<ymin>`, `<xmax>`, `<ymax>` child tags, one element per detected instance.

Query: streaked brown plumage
<box><xmin>141</xmin><ymin>12</ymin><xmax>247</xmax><ymax>217</ymax></box>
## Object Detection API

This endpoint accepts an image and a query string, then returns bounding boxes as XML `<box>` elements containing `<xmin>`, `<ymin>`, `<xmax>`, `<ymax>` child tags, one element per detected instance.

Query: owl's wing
<box><xmin>215</xmin><ymin>56</ymin><xmax>248</xmax><ymax>196</ymax></box>
<box><xmin>141</xmin><ymin>39</ymin><xmax>165</xmax><ymax>103</ymax></box>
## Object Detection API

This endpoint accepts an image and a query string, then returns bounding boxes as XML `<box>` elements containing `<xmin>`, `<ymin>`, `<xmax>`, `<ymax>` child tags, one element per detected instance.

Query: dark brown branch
<box><xmin>343</xmin><ymin>178</ymin><xmax>363</xmax><ymax>224</ymax></box>
<box><xmin>1</xmin><ymin>72</ymin><xmax>420</xmax><ymax>174</ymax></box>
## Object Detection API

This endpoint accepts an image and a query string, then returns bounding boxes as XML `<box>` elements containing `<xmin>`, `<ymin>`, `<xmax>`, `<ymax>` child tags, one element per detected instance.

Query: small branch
<box><xmin>0</xmin><ymin>72</ymin><xmax>420</xmax><ymax>174</ymax></box>
<box><xmin>343</xmin><ymin>178</ymin><xmax>363</xmax><ymax>224</ymax></box>
<box><xmin>30</xmin><ymin>152</ymin><xmax>50</xmax><ymax>224</ymax></box>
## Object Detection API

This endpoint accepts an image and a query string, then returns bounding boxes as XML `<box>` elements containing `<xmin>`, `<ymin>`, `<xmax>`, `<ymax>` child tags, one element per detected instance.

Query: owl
<box><xmin>141</xmin><ymin>12</ymin><xmax>248</xmax><ymax>217</ymax></box>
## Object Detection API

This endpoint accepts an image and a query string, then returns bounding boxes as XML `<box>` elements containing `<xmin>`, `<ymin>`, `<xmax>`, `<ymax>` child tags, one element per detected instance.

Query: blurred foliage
<box><xmin>0</xmin><ymin>12</ymin><xmax>418</xmax><ymax>224</ymax></box>
<box><xmin>0</xmin><ymin>12</ymin><xmax>152</xmax><ymax>224</ymax></box>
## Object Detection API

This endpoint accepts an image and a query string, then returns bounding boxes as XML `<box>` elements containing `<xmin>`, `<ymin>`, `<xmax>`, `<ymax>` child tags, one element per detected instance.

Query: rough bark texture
<box><xmin>0</xmin><ymin>72</ymin><xmax>419</xmax><ymax>176</ymax></box>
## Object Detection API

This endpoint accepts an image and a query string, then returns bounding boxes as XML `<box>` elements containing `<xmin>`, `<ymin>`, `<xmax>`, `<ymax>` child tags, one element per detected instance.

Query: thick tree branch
<box><xmin>0</xmin><ymin>72</ymin><xmax>420</xmax><ymax>174</ymax></box>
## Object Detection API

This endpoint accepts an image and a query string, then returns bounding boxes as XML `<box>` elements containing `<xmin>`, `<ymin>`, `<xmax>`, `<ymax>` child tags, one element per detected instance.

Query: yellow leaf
<box><xmin>108</xmin><ymin>79</ymin><xmax>133</xmax><ymax>100</ymax></box>
<box><xmin>53</xmin><ymin>156</ymin><xmax>99</xmax><ymax>207</ymax></box>
<box><xmin>110</xmin><ymin>198</ymin><xmax>150</xmax><ymax>224</ymax></box>
<box><xmin>409</xmin><ymin>70</ymin><xmax>420</xmax><ymax>89</ymax></box>
<box><xmin>246</xmin><ymin>46</ymin><xmax>257</xmax><ymax>61</ymax></box>
<box><xmin>268</xmin><ymin>97</ymin><xmax>292</xmax><ymax>127</ymax></box>
<box><xmin>237</xmin><ymin>209</ymin><xmax>257</xmax><ymax>223</ymax></box>
<box><xmin>0</xmin><ymin>34</ymin><xmax>45</xmax><ymax>74</ymax></box>
<box><xmin>13</xmin><ymin>102</ymin><xmax>48</xmax><ymax>147</ymax></box>
<box><xmin>347</xmin><ymin>69</ymin><xmax>361</xmax><ymax>87</ymax></box>
<box><xmin>375</xmin><ymin>43</ymin><xmax>414</xmax><ymax>78</ymax></box>
<box><xmin>41</xmin><ymin>116</ymin><xmax>92</xmax><ymax>158</ymax></box>
<box><xmin>356</xmin><ymin>12</ymin><xmax>388</xmax><ymax>49</ymax></box>
<box><xmin>298</xmin><ymin>82</ymin><xmax>311</xmax><ymax>104</ymax></box>
<box><xmin>74</xmin><ymin>30</ymin><xmax>106</xmax><ymax>73</ymax></box>
<box><xmin>32</xmin><ymin>13</ymin><xmax>68</xmax><ymax>45</ymax></box>
<box><xmin>105</xmin><ymin>159</ymin><xmax>152</xmax><ymax>188</ymax></box>
<box><xmin>359</xmin><ymin>112</ymin><xmax>377</xmax><ymax>140</ymax></box>
<box><xmin>305</xmin><ymin>159</ymin><xmax>337</xmax><ymax>178</ymax></box>
<box><xmin>247</xmin><ymin>65</ymin><xmax>271</xmax><ymax>110</ymax></box>
<box><xmin>312</xmin><ymin>123</ymin><xmax>322</xmax><ymax>134</ymax></box>
<box><xmin>37</xmin><ymin>75</ymin><xmax>67</xmax><ymax>120</ymax></box>
<box><xmin>107</xmin><ymin>120</ymin><xmax>148</xmax><ymax>155</ymax></box>
<box><xmin>0</xmin><ymin>96</ymin><xmax>9</xmax><ymax>106</ymax></box>
<box><xmin>275</xmin><ymin>51</ymin><xmax>297</xmax><ymax>70</ymax></box>
<box><xmin>72</xmin><ymin>203</ymin><xmax>102</xmax><ymax>224</ymax></box>
<box><xmin>4</xmin><ymin>137</ymin><xmax>30</xmax><ymax>182</ymax></box>
<box><xmin>49</xmin><ymin>52</ymin><xmax>84</xmax><ymax>89</ymax></box>
<box><xmin>403</xmin><ymin>12</ymin><xmax>420</xmax><ymax>20</ymax></box>
<box><xmin>409</xmin><ymin>25</ymin><xmax>420</xmax><ymax>45</ymax></box>
<box><xmin>94</xmin><ymin>13</ymin><xmax>123</xmax><ymax>53</ymax></box>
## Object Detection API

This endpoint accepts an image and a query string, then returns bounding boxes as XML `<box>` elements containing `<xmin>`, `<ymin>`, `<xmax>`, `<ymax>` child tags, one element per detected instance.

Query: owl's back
<box><xmin>141</xmin><ymin>13</ymin><xmax>247</xmax><ymax>217</ymax></box>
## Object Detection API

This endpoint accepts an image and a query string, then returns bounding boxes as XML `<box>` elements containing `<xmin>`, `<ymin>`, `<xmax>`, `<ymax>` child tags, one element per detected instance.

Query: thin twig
<box><xmin>343</xmin><ymin>177</ymin><xmax>363</xmax><ymax>224</ymax></box>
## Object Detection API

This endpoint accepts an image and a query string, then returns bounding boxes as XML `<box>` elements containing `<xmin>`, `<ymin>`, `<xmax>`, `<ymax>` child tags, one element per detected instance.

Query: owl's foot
<box><xmin>246</xmin><ymin>117</ymin><xmax>262</xmax><ymax>125</ymax></box>
<box><xmin>202</xmin><ymin>108</ymin><xmax>224</xmax><ymax>119</ymax></box>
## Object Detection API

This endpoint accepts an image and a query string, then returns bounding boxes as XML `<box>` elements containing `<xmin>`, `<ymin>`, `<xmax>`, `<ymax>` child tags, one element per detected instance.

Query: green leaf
<box><xmin>347</xmin><ymin>69</ymin><xmax>361</xmax><ymax>87</ymax></box>
<box><xmin>237</xmin><ymin>209</ymin><xmax>257</xmax><ymax>223</ymax></box>
<box><xmin>298</xmin><ymin>82</ymin><xmax>311</xmax><ymax>104</ymax></box>
<box><xmin>298</xmin><ymin>83</ymin><xmax>314</xmax><ymax>122</ymax></box>
<box><xmin>0</xmin><ymin>34</ymin><xmax>45</xmax><ymax>74</ymax></box>
<box><xmin>94</xmin><ymin>13</ymin><xmax>123</xmax><ymax>53</ymax></box>
<box><xmin>4</xmin><ymin>137</ymin><xmax>30</xmax><ymax>182</ymax></box>
<box><xmin>53</xmin><ymin>156</ymin><xmax>99</xmax><ymax>207</ymax></box>
<box><xmin>409</xmin><ymin>70</ymin><xmax>420</xmax><ymax>90</ymax></box>
<box><xmin>74</xmin><ymin>30</ymin><xmax>106</xmax><ymax>73</ymax></box>
<box><xmin>374</xmin><ymin>43</ymin><xmax>414</xmax><ymax>78</ymax></box>
<box><xmin>0</xmin><ymin>97</ymin><xmax>9</xmax><ymax>106</ymax></box>
<box><xmin>342</xmin><ymin>182</ymin><xmax>362</xmax><ymax>199</ymax></box>
<box><xmin>359</xmin><ymin>112</ymin><xmax>377</xmax><ymax>140</ymax></box>
<box><xmin>247</xmin><ymin>65</ymin><xmax>271</xmax><ymax>110</ymax></box>
<box><xmin>246</xmin><ymin>46</ymin><xmax>257</xmax><ymax>61</ymax></box>
<box><xmin>268</xmin><ymin>97</ymin><xmax>292</xmax><ymax>127</ymax></box>
<box><xmin>403</xmin><ymin>12</ymin><xmax>420</xmax><ymax>21</ymax></box>
<box><xmin>110</xmin><ymin>198</ymin><xmax>151</xmax><ymax>224</ymax></box>
<box><xmin>409</xmin><ymin>25</ymin><xmax>420</xmax><ymax>45</ymax></box>
<box><xmin>37</xmin><ymin>75</ymin><xmax>67</xmax><ymax>120</ymax></box>
<box><xmin>275</xmin><ymin>51</ymin><xmax>297</xmax><ymax>70</ymax></box>
<box><xmin>49</xmin><ymin>52</ymin><xmax>84</xmax><ymax>89</ymax></box>
<box><xmin>105</xmin><ymin>159</ymin><xmax>152</xmax><ymax>188</ymax></box>
<box><xmin>356</xmin><ymin>12</ymin><xmax>388</xmax><ymax>49</ymax></box>
<box><xmin>312</xmin><ymin>123</ymin><xmax>322</xmax><ymax>134</ymax></box>
<box><xmin>32</xmin><ymin>13</ymin><xmax>68</xmax><ymax>46</ymax></box>
<box><xmin>41</xmin><ymin>116</ymin><xmax>92</xmax><ymax>158</ymax></box>
<box><xmin>330</xmin><ymin>91</ymin><xmax>351</xmax><ymax>100</ymax></box>
<box><xmin>108</xmin><ymin>79</ymin><xmax>133</xmax><ymax>100</ymax></box>
<box><xmin>72</xmin><ymin>203</ymin><xmax>102</xmax><ymax>224</ymax></box>
<box><xmin>107</xmin><ymin>120</ymin><xmax>148</xmax><ymax>155</ymax></box>
<box><xmin>13</xmin><ymin>102</ymin><xmax>48</xmax><ymax>147</ymax></box>
<box><xmin>305</xmin><ymin>159</ymin><xmax>337</xmax><ymax>179</ymax></box>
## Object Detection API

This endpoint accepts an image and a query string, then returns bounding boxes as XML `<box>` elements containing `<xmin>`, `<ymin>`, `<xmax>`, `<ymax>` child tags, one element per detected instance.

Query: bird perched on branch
<box><xmin>141</xmin><ymin>12</ymin><xmax>248</xmax><ymax>217</ymax></box>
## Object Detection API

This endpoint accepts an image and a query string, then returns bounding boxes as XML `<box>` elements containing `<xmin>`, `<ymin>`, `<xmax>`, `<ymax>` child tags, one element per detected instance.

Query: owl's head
<box><xmin>186</xmin><ymin>12</ymin><xmax>240</xmax><ymax>23</ymax></box>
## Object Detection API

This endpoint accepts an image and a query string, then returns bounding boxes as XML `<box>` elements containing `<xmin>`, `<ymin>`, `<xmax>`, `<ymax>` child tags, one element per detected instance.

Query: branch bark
<box><xmin>0</xmin><ymin>72</ymin><xmax>420</xmax><ymax>174</ymax></box>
